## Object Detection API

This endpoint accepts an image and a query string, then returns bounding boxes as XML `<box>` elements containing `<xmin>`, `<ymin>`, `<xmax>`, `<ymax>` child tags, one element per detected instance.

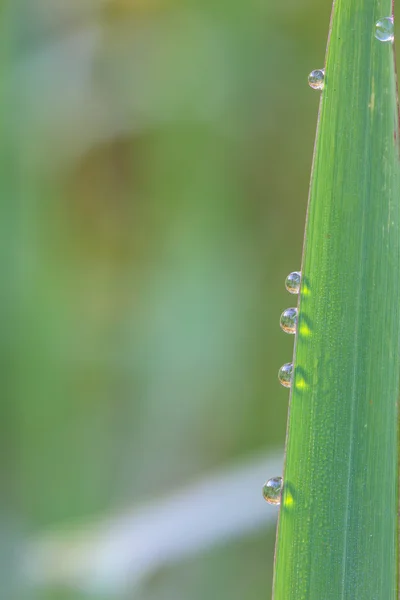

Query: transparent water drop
<box><xmin>308</xmin><ymin>69</ymin><xmax>325</xmax><ymax>90</ymax></box>
<box><xmin>375</xmin><ymin>17</ymin><xmax>394</xmax><ymax>42</ymax></box>
<box><xmin>278</xmin><ymin>362</ymin><xmax>293</xmax><ymax>388</ymax></box>
<box><xmin>285</xmin><ymin>271</ymin><xmax>301</xmax><ymax>294</ymax></box>
<box><xmin>262</xmin><ymin>477</ymin><xmax>283</xmax><ymax>505</ymax></box>
<box><xmin>280</xmin><ymin>308</ymin><xmax>298</xmax><ymax>334</ymax></box>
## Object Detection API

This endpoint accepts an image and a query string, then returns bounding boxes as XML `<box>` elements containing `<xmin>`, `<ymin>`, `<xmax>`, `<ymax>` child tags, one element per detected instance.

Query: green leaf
<box><xmin>272</xmin><ymin>1</ymin><xmax>400</xmax><ymax>599</ymax></box>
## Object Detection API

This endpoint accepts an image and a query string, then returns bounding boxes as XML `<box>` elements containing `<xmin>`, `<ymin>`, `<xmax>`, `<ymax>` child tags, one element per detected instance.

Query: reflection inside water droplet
<box><xmin>375</xmin><ymin>17</ymin><xmax>394</xmax><ymax>42</ymax></box>
<box><xmin>285</xmin><ymin>271</ymin><xmax>301</xmax><ymax>294</ymax></box>
<box><xmin>308</xmin><ymin>69</ymin><xmax>325</xmax><ymax>90</ymax></box>
<box><xmin>278</xmin><ymin>362</ymin><xmax>293</xmax><ymax>388</ymax></box>
<box><xmin>262</xmin><ymin>477</ymin><xmax>283</xmax><ymax>505</ymax></box>
<box><xmin>280</xmin><ymin>308</ymin><xmax>298</xmax><ymax>334</ymax></box>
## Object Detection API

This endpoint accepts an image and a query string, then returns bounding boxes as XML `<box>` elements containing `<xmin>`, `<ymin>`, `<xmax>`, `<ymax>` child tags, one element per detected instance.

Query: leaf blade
<box><xmin>272</xmin><ymin>1</ymin><xmax>400</xmax><ymax>598</ymax></box>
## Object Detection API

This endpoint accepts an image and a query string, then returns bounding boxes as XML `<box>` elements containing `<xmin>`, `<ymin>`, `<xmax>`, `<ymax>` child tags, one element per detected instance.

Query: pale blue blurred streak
<box><xmin>26</xmin><ymin>449</ymin><xmax>283</xmax><ymax>597</ymax></box>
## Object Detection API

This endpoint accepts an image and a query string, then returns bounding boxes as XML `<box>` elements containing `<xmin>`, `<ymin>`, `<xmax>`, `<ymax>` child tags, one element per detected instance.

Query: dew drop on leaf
<box><xmin>285</xmin><ymin>271</ymin><xmax>301</xmax><ymax>294</ymax></box>
<box><xmin>278</xmin><ymin>362</ymin><xmax>293</xmax><ymax>388</ymax></box>
<box><xmin>375</xmin><ymin>17</ymin><xmax>394</xmax><ymax>42</ymax></box>
<box><xmin>308</xmin><ymin>69</ymin><xmax>325</xmax><ymax>90</ymax></box>
<box><xmin>280</xmin><ymin>308</ymin><xmax>298</xmax><ymax>334</ymax></box>
<box><xmin>263</xmin><ymin>477</ymin><xmax>283</xmax><ymax>505</ymax></box>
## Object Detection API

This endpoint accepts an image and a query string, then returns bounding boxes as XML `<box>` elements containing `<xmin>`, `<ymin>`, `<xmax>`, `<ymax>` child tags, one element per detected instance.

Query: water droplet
<box><xmin>285</xmin><ymin>271</ymin><xmax>301</xmax><ymax>294</ymax></box>
<box><xmin>308</xmin><ymin>69</ymin><xmax>325</xmax><ymax>90</ymax></box>
<box><xmin>280</xmin><ymin>308</ymin><xmax>298</xmax><ymax>334</ymax></box>
<box><xmin>262</xmin><ymin>477</ymin><xmax>283</xmax><ymax>505</ymax></box>
<box><xmin>375</xmin><ymin>17</ymin><xmax>394</xmax><ymax>42</ymax></box>
<box><xmin>278</xmin><ymin>362</ymin><xmax>293</xmax><ymax>388</ymax></box>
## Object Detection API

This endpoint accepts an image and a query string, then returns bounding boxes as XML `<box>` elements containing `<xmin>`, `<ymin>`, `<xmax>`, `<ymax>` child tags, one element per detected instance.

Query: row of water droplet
<box><xmin>262</xmin><ymin>271</ymin><xmax>300</xmax><ymax>505</ymax></box>
<box><xmin>263</xmin><ymin>15</ymin><xmax>395</xmax><ymax>509</ymax></box>
<box><xmin>308</xmin><ymin>18</ymin><xmax>394</xmax><ymax>92</ymax></box>
<box><xmin>263</xmin><ymin>15</ymin><xmax>395</xmax><ymax>508</ymax></box>
<box><xmin>278</xmin><ymin>272</ymin><xmax>300</xmax><ymax>388</ymax></box>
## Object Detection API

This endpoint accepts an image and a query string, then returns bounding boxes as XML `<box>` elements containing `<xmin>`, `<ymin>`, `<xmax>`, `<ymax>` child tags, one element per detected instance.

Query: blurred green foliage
<box><xmin>0</xmin><ymin>0</ymin><xmax>347</xmax><ymax>598</ymax></box>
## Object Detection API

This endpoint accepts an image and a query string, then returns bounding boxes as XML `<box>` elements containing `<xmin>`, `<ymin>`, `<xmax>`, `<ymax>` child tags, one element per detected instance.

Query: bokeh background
<box><xmin>0</xmin><ymin>0</ymin><xmax>343</xmax><ymax>598</ymax></box>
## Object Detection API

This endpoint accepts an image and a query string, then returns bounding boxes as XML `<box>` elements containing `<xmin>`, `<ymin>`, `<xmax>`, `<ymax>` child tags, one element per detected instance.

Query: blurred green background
<box><xmin>1</xmin><ymin>0</ymin><xmax>339</xmax><ymax>598</ymax></box>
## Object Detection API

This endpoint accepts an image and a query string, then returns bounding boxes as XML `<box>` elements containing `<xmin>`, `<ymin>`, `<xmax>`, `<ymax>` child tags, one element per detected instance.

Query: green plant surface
<box><xmin>273</xmin><ymin>1</ymin><xmax>400</xmax><ymax>599</ymax></box>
